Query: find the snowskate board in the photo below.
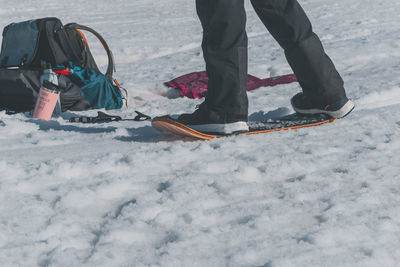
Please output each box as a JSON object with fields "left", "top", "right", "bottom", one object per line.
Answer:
{"left": 152, "top": 113, "right": 336, "bottom": 140}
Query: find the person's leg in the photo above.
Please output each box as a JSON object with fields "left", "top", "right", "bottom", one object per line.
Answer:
{"left": 196, "top": 0, "right": 248, "bottom": 119}
{"left": 251, "top": 0, "right": 353, "bottom": 117}
{"left": 175, "top": 0, "right": 249, "bottom": 134}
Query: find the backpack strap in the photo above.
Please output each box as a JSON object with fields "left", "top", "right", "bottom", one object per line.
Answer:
{"left": 64, "top": 23, "right": 115, "bottom": 82}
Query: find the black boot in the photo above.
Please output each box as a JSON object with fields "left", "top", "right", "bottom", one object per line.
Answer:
{"left": 291, "top": 92, "right": 355, "bottom": 118}
{"left": 177, "top": 104, "right": 249, "bottom": 134}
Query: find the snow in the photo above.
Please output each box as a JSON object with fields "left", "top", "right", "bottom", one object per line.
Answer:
{"left": 1, "top": 0, "right": 400, "bottom": 266}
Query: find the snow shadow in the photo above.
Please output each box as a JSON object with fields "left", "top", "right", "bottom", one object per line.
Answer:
{"left": 161, "top": 88, "right": 181, "bottom": 99}
{"left": 114, "top": 126, "right": 158, "bottom": 142}
{"left": 115, "top": 126, "right": 198, "bottom": 143}
{"left": 116, "top": 107, "right": 294, "bottom": 142}
{"left": 27, "top": 107, "right": 293, "bottom": 141}
{"left": 28, "top": 119, "right": 118, "bottom": 134}
{"left": 28, "top": 118, "right": 194, "bottom": 142}
{"left": 249, "top": 107, "right": 291, "bottom": 121}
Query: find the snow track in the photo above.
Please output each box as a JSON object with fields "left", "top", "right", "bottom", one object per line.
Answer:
{"left": 358, "top": 86, "right": 400, "bottom": 111}
{"left": 1, "top": 0, "right": 400, "bottom": 266}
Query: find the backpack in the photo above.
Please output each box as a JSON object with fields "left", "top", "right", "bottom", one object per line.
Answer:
{"left": 0, "top": 17, "right": 124, "bottom": 113}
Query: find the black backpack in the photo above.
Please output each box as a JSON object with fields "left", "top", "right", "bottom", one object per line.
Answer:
{"left": 0, "top": 17, "right": 123, "bottom": 113}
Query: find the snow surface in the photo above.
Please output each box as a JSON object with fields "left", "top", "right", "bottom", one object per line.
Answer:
{"left": 1, "top": 0, "right": 400, "bottom": 266}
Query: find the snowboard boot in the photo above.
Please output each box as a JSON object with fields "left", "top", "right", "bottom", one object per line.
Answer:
{"left": 291, "top": 92, "right": 355, "bottom": 118}
{"left": 177, "top": 104, "right": 249, "bottom": 134}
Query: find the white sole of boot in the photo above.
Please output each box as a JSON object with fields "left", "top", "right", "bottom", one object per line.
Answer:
{"left": 188, "top": 121, "right": 249, "bottom": 134}
{"left": 293, "top": 100, "right": 355, "bottom": 119}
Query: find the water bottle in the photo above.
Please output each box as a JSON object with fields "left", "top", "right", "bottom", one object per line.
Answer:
{"left": 40, "top": 63, "right": 61, "bottom": 116}
{"left": 33, "top": 63, "right": 61, "bottom": 120}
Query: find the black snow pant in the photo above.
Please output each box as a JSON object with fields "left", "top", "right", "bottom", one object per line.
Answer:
{"left": 196, "top": 0, "right": 347, "bottom": 119}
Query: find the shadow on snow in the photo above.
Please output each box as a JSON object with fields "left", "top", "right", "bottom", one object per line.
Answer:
{"left": 25, "top": 107, "right": 293, "bottom": 142}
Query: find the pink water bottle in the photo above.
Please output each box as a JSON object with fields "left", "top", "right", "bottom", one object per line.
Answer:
{"left": 32, "top": 80, "right": 61, "bottom": 120}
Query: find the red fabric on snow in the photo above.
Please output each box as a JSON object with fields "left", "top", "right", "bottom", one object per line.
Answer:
{"left": 164, "top": 71, "right": 297, "bottom": 99}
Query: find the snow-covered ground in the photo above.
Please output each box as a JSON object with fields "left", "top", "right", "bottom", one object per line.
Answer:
{"left": 1, "top": 0, "right": 400, "bottom": 266}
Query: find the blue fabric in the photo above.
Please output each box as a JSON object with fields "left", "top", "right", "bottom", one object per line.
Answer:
{"left": 68, "top": 63, "right": 123, "bottom": 110}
